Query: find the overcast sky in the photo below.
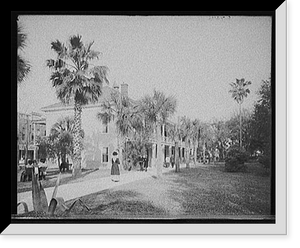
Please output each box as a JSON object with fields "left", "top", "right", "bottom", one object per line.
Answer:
{"left": 17, "top": 15, "right": 272, "bottom": 122}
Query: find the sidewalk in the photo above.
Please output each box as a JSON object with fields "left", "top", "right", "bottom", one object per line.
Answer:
{"left": 17, "top": 167, "right": 168, "bottom": 214}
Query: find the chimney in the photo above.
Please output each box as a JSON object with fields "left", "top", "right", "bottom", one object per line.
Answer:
{"left": 120, "top": 83, "right": 128, "bottom": 98}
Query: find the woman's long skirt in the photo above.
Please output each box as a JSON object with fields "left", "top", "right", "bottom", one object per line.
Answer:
{"left": 111, "top": 163, "right": 120, "bottom": 182}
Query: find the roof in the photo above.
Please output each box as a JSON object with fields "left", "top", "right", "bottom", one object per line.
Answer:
{"left": 41, "top": 86, "right": 136, "bottom": 112}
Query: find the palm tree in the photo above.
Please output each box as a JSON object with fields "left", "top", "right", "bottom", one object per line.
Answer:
{"left": 191, "top": 119, "right": 201, "bottom": 166}
{"left": 166, "top": 120, "right": 181, "bottom": 172}
{"left": 199, "top": 122, "right": 211, "bottom": 164}
{"left": 229, "top": 78, "right": 251, "bottom": 148}
{"left": 211, "top": 120, "right": 230, "bottom": 161}
{"left": 140, "top": 90, "right": 177, "bottom": 178}
{"left": 97, "top": 91, "right": 137, "bottom": 168}
{"left": 180, "top": 116, "right": 193, "bottom": 168}
{"left": 46, "top": 35, "right": 109, "bottom": 177}
{"left": 17, "top": 24, "right": 31, "bottom": 84}
{"left": 49, "top": 116, "right": 75, "bottom": 167}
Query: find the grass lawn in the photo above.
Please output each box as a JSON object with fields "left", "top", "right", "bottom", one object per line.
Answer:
{"left": 58, "top": 162, "right": 272, "bottom": 219}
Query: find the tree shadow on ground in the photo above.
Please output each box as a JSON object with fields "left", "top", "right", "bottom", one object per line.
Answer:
{"left": 64, "top": 189, "right": 167, "bottom": 219}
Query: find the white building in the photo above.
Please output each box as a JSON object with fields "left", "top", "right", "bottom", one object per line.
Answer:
{"left": 41, "top": 83, "right": 187, "bottom": 169}
{"left": 41, "top": 84, "right": 129, "bottom": 169}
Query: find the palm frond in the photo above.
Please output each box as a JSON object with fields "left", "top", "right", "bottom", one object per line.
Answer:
{"left": 17, "top": 25, "right": 27, "bottom": 51}
{"left": 69, "top": 35, "right": 83, "bottom": 50}
{"left": 17, "top": 55, "right": 31, "bottom": 83}
{"left": 51, "top": 40, "right": 65, "bottom": 55}
{"left": 55, "top": 81, "right": 76, "bottom": 104}
{"left": 48, "top": 35, "right": 108, "bottom": 108}
{"left": 46, "top": 59, "right": 55, "bottom": 68}
{"left": 17, "top": 24, "right": 31, "bottom": 83}
{"left": 90, "top": 66, "right": 109, "bottom": 84}
{"left": 97, "top": 112, "right": 112, "bottom": 125}
{"left": 229, "top": 78, "right": 251, "bottom": 104}
{"left": 80, "top": 79, "right": 103, "bottom": 104}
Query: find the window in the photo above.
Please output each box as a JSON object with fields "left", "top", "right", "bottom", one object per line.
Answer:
{"left": 102, "top": 147, "right": 109, "bottom": 163}
{"left": 102, "top": 123, "right": 108, "bottom": 133}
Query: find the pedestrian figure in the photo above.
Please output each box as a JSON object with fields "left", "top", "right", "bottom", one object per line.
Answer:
{"left": 139, "top": 156, "right": 144, "bottom": 171}
{"left": 33, "top": 160, "right": 39, "bottom": 180}
{"left": 142, "top": 155, "right": 147, "bottom": 172}
{"left": 170, "top": 155, "right": 175, "bottom": 168}
{"left": 111, "top": 151, "right": 120, "bottom": 182}
{"left": 165, "top": 156, "right": 170, "bottom": 168}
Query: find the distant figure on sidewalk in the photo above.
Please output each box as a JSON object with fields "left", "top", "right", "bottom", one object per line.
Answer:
{"left": 170, "top": 155, "right": 175, "bottom": 168}
{"left": 138, "top": 156, "right": 144, "bottom": 171}
{"left": 143, "top": 155, "right": 148, "bottom": 172}
{"left": 33, "top": 160, "right": 39, "bottom": 179}
{"left": 165, "top": 156, "right": 170, "bottom": 168}
{"left": 111, "top": 151, "right": 120, "bottom": 182}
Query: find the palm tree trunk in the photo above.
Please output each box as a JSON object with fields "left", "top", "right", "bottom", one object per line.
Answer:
{"left": 175, "top": 140, "right": 180, "bottom": 172}
{"left": 72, "top": 101, "right": 82, "bottom": 177}
{"left": 239, "top": 102, "right": 242, "bottom": 148}
{"left": 149, "top": 144, "right": 153, "bottom": 169}
{"left": 57, "top": 156, "right": 61, "bottom": 169}
{"left": 156, "top": 124, "right": 163, "bottom": 178}
{"left": 193, "top": 141, "right": 198, "bottom": 166}
{"left": 186, "top": 142, "right": 190, "bottom": 168}
{"left": 123, "top": 137, "right": 129, "bottom": 169}
{"left": 17, "top": 138, "right": 19, "bottom": 168}
{"left": 203, "top": 143, "right": 206, "bottom": 164}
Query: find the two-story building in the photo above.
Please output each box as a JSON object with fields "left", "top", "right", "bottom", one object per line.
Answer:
{"left": 41, "top": 83, "right": 187, "bottom": 169}
{"left": 17, "top": 112, "right": 46, "bottom": 165}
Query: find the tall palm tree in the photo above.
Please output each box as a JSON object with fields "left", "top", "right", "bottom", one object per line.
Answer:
{"left": 97, "top": 91, "right": 137, "bottom": 167}
{"left": 229, "top": 78, "right": 251, "bottom": 148}
{"left": 140, "top": 90, "right": 177, "bottom": 178}
{"left": 17, "top": 24, "right": 31, "bottom": 84}
{"left": 180, "top": 116, "right": 193, "bottom": 168}
{"left": 166, "top": 120, "right": 181, "bottom": 172}
{"left": 191, "top": 119, "right": 201, "bottom": 166}
{"left": 199, "top": 122, "right": 211, "bottom": 164}
{"left": 46, "top": 35, "right": 109, "bottom": 177}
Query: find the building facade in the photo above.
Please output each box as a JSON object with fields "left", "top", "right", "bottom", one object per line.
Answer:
{"left": 17, "top": 112, "right": 46, "bottom": 165}
{"left": 41, "top": 83, "right": 187, "bottom": 169}
{"left": 41, "top": 84, "right": 129, "bottom": 169}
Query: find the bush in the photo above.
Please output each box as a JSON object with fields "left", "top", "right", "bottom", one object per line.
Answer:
{"left": 225, "top": 146, "right": 249, "bottom": 172}
{"left": 258, "top": 154, "right": 271, "bottom": 169}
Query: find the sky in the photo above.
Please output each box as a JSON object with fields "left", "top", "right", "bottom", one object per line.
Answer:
{"left": 17, "top": 15, "right": 272, "bottom": 122}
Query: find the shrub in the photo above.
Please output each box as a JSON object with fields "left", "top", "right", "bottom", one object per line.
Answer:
{"left": 258, "top": 154, "right": 271, "bottom": 169}
{"left": 225, "top": 146, "right": 249, "bottom": 172}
